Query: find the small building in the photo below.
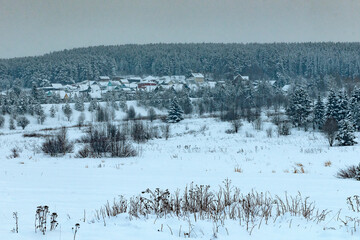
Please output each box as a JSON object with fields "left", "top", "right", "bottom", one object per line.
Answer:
{"left": 188, "top": 73, "right": 205, "bottom": 84}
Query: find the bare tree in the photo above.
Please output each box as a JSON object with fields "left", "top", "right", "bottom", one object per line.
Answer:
{"left": 322, "top": 117, "right": 338, "bottom": 147}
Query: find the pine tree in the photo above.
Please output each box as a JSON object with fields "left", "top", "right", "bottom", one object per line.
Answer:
{"left": 336, "top": 91, "right": 349, "bottom": 123}
{"left": 167, "top": 97, "right": 184, "bottom": 123}
{"left": 336, "top": 114, "right": 357, "bottom": 146}
{"left": 286, "top": 88, "right": 312, "bottom": 127}
{"left": 326, "top": 90, "right": 338, "bottom": 120}
{"left": 313, "top": 95, "right": 325, "bottom": 129}
{"left": 88, "top": 99, "right": 98, "bottom": 112}
{"left": 350, "top": 87, "right": 360, "bottom": 130}
{"left": 74, "top": 96, "right": 85, "bottom": 112}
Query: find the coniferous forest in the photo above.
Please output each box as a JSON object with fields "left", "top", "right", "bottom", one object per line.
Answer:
{"left": 1, "top": 42, "right": 360, "bottom": 88}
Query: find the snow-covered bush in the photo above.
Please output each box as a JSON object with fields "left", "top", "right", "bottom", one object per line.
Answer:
{"left": 17, "top": 116, "right": 30, "bottom": 130}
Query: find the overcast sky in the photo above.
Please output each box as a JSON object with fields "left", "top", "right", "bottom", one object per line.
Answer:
{"left": 0, "top": 0, "right": 360, "bottom": 59}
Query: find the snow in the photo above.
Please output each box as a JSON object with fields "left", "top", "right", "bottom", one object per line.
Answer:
{"left": 1, "top": 105, "right": 360, "bottom": 239}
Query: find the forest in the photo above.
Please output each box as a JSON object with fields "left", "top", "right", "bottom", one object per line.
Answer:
{"left": 1, "top": 42, "right": 360, "bottom": 89}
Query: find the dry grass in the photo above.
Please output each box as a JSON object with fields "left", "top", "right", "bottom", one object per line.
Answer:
{"left": 92, "top": 179, "right": 330, "bottom": 235}
{"left": 324, "top": 161, "right": 332, "bottom": 167}
{"left": 293, "top": 166, "right": 305, "bottom": 174}
{"left": 234, "top": 166, "right": 243, "bottom": 173}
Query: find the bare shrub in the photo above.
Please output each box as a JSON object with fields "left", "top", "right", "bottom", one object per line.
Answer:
{"left": 231, "top": 119, "right": 242, "bottom": 133}
{"left": 277, "top": 123, "right": 291, "bottom": 136}
{"left": 95, "top": 106, "right": 111, "bottom": 122}
{"left": 245, "top": 131, "right": 254, "bottom": 138}
{"left": 42, "top": 127, "right": 73, "bottom": 156}
{"left": 253, "top": 118, "right": 263, "bottom": 131}
{"left": 161, "top": 124, "right": 170, "bottom": 140}
{"left": 336, "top": 164, "right": 360, "bottom": 180}
{"left": 131, "top": 121, "right": 149, "bottom": 143}
{"left": 266, "top": 127, "right": 273, "bottom": 138}
{"left": 77, "top": 124, "right": 137, "bottom": 158}
{"left": 10, "top": 148, "right": 20, "bottom": 158}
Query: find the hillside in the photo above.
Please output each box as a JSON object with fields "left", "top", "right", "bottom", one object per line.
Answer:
{"left": 1, "top": 42, "right": 360, "bottom": 88}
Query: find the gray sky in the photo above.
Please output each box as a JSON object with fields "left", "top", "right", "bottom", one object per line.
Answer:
{"left": 1, "top": 0, "right": 360, "bottom": 58}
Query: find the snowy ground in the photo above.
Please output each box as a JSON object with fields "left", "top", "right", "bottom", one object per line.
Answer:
{"left": 1, "top": 103, "right": 360, "bottom": 239}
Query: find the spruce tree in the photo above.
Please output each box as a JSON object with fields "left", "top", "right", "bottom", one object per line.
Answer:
{"left": 74, "top": 96, "right": 85, "bottom": 112}
{"left": 350, "top": 87, "right": 360, "bottom": 130}
{"left": 50, "top": 105, "right": 56, "bottom": 118}
{"left": 326, "top": 90, "right": 338, "bottom": 120}
{"left": 167, "top": 97, "right": 184, "bottom": 123}
{"left": 336, "top": 114, "right": 357, "bottom": 146}
{"left": 313, "top": 95, "right": 325, "bottom": 129}
{"left": 336, "top": 91, "right": 349, "bottom": 123}
{"left": 88, "top": 99, "right": 98, "bottom": 112}
{"left": 286, "top": 88, "right": 312, "bottom": 127}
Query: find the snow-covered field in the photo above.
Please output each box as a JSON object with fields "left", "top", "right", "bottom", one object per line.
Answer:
{"left": 1, "top": 103, "right": 360, "bottom": 239}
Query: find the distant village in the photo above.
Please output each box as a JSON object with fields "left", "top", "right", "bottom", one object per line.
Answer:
{"left": 37, "top": 73, "right": 288, "bottom": 101}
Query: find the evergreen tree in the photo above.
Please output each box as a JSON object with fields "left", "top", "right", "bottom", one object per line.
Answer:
{"left": 313, "top": 95, "right": 325, "bottom": 129}
{"left": 167, "top": 97, "right": 184, "bottom": 123}
{"left": 336, "top": 114, "right": 357, "bottom": 146}
{"left": 62, "top": 103, "right": 73, "bottom": 121}
{"left": 37, "top": 106, "right": 46, "bottom": 124}
{"left": 9, "top": 117, "right": 15, "bottom": 130}
{"left": 326, "top": 90, "right": 338, "bottom": 120}
{"left": 50, "top": 105, "right": 56, "bottom": 118}
{"left": 336, "top": 91, "right": 349, "bottom": 123}
{"left": 31, "top": 84, "right": 38, "bottom": 101}
{"left": 286, "top": 88, "right": 312, "bottom": 127}
{"left": 74, "top": 95, "right": 85, "bottom": 112}
{"left": 350, "top": 87, "right": 360, "bottom": 130}
{"left": 127, "top": 106, "right": 136, "bottom": 120}
{"left": 88, "top": 99, "right": 98, "bottom": 112}
{"left": 179, "top": 93, "right": 193, "bottom": 115}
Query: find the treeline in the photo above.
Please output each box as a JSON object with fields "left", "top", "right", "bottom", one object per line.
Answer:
{"left": 1, "top": 42, "right": 360, "bottom": 88}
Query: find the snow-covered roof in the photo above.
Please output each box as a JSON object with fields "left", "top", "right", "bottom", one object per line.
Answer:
{"left": 191, "top": 73, "right": 204, "bottom": 78}
{"left": 173, "top": 84, "right": 184, "bottom": 91}
{"left": 282, "top": 84, "right": 291, "bottom": 92}
{"left": 145, "top": 85, "right": 157, "bottom": 92}
{"left": 120, "top": 79, "right": 129, "bottom": 84}
{"left": 143, "top": 75, "right": 158, "bottom": 81}
{"left": 99, "top": 76, "right": 110, "bottom": 80}
{"left": 207, "top": 81, "right": 217, "bottom": 88}
{"left": 129, "top": 83, "right": 138, "bottom": 89}
{"left": 91, "top": 85, "right": 101, "bottom": 92}
{"left": 51, "top": 83, "right": 63, "bottom": 89}
{"left": 89, "top": 91, "right": 102, "bottom": 99}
